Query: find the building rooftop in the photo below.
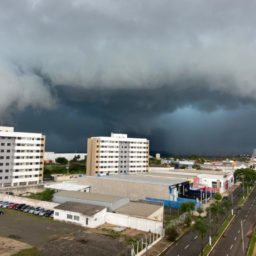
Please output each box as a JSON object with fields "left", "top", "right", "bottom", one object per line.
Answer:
{"left": 54, "top": 191, "right": 126, "bottom": 203}
{"left": 115, "top": 202, "right": 162, "bottom": 218}
{"left": 44, "top": 182, "right": 90, "bottom": 191}
{"left": 54, "top": 201, "right": 105, "bottom": 216}
{"left": 89, "top": 174, "right": 188, "bottom": 186}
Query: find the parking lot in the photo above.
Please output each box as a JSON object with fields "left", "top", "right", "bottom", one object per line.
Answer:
{"left": 0, "top": 208, "right": 129, "bottom": 255}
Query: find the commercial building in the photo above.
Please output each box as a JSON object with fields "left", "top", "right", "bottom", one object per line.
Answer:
{"left": 149, "top": 167, "right": 234, "bottom": 193}
{"left": 114, "top": 202, "right": 164, "bottom": 221}
{"left": 0, "top": 126, "right": 45, "bottom": 187}
{"left": 77, "top": 174, "right": 189, "bottom": 201}
{"left": 54, "top": 202, "right": 106, "bottom": 228}
{"left": 53, "top": 190, "right": 129, "bottom": 211}
{"left": 53, "top": 201, "right": 164, "bottom": 234}
{"left": 86, "top": 133, "right": 149, "bottom": 176}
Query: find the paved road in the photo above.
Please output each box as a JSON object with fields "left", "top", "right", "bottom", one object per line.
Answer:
{"left": 210, "top": 186, "right": 256, "bottom": 256}
{"left": 164, "top": 186, "right": 248, "bottom": 256}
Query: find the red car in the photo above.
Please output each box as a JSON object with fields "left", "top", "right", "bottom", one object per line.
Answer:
{"left": 8, "top": 203, "right": 17, "bottom": 209}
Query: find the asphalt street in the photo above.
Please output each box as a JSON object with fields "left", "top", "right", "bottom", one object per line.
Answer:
{"left": 165, "top": 186, "right": 254, "bottom": 256}
{"left": 210, "top": 186, "right": 256, "bottom": 256}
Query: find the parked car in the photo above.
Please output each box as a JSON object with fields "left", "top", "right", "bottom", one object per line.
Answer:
{"left": 44, "top": 210, "right": 53, "bottom": 217}
{"left": 2, "top": 202, "right": 10, "bottom": 208}
{"left": 29, "top": 207, "right": 36, "bottom": 214}
{"left": 38, "top": 209, "right": 47, "bottom": 216}
{"left": 23, "top": 206, "right": 32, "bottom": 213}
{"left": 9, "top": 203, "right": 19, "bottom": 209}
{"left": 33, "top": 207, "right": 43, "bottom": 215}
{"left": 19, "top": 204, "right": 28, "bottom": 211}
{"left": 15, "top": 204, "right": 25, "bottom": 210}
{"left": 0, "top": 201, "right": 5, "bottom": 207}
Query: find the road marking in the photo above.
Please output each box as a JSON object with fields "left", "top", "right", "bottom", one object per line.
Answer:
{"left": 234, "top": 236, "right": 237, "bottom": 241}
{"left": 230, "top": 244, "right": 233, "bottom": 250}
{"left": 194, "top": 235, "right": 198, "bottom": 240}
{"left": 184, "top": 244, "right": 190, "bottom": 250}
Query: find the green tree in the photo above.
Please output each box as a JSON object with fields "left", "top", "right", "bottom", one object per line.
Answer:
{"left": 55, "top": 157, "right": 68, "bottom": 165}
{"left": 194, "top": 218, "right": 208, "bottom": 256}
{"left": 180, "top": 201, "right": 195, "bottom": 215}
{"left": 214, "top": 192, "right": 222, "bottom": 202}
{"left": 166, "top": 226, "right": 179, "bottom": 241}
{"left": 234, "top": 168, "right": 256, "bottom": 186}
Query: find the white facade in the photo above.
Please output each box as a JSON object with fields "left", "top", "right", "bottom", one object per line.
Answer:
{"left": 0, "top": 126, "right": 45, "bottom": 187}
{"left": 105, "top": 212, "right": 163, "bottom": 234}
{"left": 54, "top": 207, "right": 106, "bottom": 228}
{"left": 197, "top": 173, "right": 234, "bottom": 193}
{"left": 87, "top": 133, "right": 149, "bottom": 175}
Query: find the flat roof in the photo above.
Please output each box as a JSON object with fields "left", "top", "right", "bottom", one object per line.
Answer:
{"left": 45, "top": 182, "right": 90, "bottom": 191}
{"left": 115, "top": 202, "right": 162, "bottom": 218}
{"left": 87, "top": 174, "right": 188, "bottom": 186}
{"left": 54, "top": 191, "right": 126, "bottom": 203}
{"left": 54, "top": 201, "right": 105, "bottom": 216}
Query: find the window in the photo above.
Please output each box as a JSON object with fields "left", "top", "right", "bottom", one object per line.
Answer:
{"left": 85, "top": 218, "right": 89, "bottom": 225}
{"left": 67, "top": 214, "right": 73, "bottom": 219}
{"left": 55, "top": 211, "right": 59, "bottom": 216}
{"left": 74, "top": 216, "right": 80, "bottom": 221}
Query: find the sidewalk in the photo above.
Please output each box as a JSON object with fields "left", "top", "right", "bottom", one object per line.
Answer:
{"left": 142, "top": 238, "right": 172, "bottom": 256}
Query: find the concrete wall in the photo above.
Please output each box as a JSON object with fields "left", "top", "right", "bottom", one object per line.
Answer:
{"left": 54, "top": 208, "right": 106, "bottom": 228}
{"left": 0, "top": 194, "right": 58, "bottom": 210}
{"left": 105, "top": 212, "right": 163, "bottom": 234}
{"left": 52, "top": 194, "right": 129, "bottom": 211}
{"left": 0, "top": 185, "right": 44, "bottom": 196}
{"left": 77, "top": 177, "right": 170, "bottom": 200}
{"left": 148, "top": 206, "right": 164, "bottom": 221}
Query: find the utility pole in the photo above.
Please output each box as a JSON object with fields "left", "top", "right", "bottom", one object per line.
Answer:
{"left": 241, "top": 220, "right": 245, "bottom": 253}
{"left": 230, "top": 188, "right": 234, "bottom": 215}
{"left": 209, "top": 206, "right": 212, "bottom": 246}
{"left": 241, "top": 175, "right": 245, "bottom": 199}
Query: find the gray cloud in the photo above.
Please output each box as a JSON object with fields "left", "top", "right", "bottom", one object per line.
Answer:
{"left": 1, "top": 0, "right": 256, "bottom": 154}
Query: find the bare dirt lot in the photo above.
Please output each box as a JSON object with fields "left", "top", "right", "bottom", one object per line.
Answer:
{"left": 0, "top": 237, "right": 32, "bottom": 256}
{"left": 0, "top": 209, "right": 129, "bottom": 255}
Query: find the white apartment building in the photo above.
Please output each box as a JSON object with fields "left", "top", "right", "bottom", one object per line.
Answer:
{"left": 0, "top": 126, "right": 45, "bottom": 187}
{"left": 86, "top": 133, "right": 149, "bottom": 175}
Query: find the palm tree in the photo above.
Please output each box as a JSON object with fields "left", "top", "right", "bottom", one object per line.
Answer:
{"left": 194, "top": 218, "right": 208, "bottom": 256}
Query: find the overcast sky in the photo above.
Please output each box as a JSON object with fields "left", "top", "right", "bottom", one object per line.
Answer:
{"left": 1, "top": 0, "right": 256, "bottom": 155}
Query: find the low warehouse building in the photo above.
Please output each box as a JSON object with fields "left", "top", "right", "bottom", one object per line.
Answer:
{"left": 114, "top": 202, "right": 164, "bottom": 221}
{"left": 53, "top": 191, "right": 129, "bottom": 211}
{"left": 77, "top": 174, "right": 189, "bottom": 201}
{"left": 54, "top": 202, "right": 106, "bottom": 228}
{"left": 105, "top": 202, "right": 164, "bottom": 234}
{"left": 44, "top": 182, "right": 90, "bottom": 192}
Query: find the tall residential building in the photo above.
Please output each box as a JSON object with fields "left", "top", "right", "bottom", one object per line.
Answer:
{"left": 0, "top": 126, "right": 45, "bottom": 187}
{"left": 86, "top": 133, "right": 149, "bottom": 176}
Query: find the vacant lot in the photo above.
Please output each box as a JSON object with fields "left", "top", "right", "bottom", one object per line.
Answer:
{"left": 0, "top": 209, "right": 129, "bottom": 255}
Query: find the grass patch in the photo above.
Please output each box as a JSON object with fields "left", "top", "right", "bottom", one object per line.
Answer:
{"left": 202, "top": 214, "right": 234, "bottom": 256}
{"left": 12, "top": 247, "right": 40, "bottom": 256}
{"left": 247, "top": 230, "right": 256, "bottom": 256}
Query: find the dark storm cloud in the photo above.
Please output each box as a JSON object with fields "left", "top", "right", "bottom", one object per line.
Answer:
{"left": 1, "top": 0, "right": 256, "bottom": 154}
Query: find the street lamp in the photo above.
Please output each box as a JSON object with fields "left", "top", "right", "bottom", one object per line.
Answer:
{"left": 209, "top": 206, "right": 212, "bottom": 246}
{"left": 241, "top": 175, "right": 245, "bottom": 199}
